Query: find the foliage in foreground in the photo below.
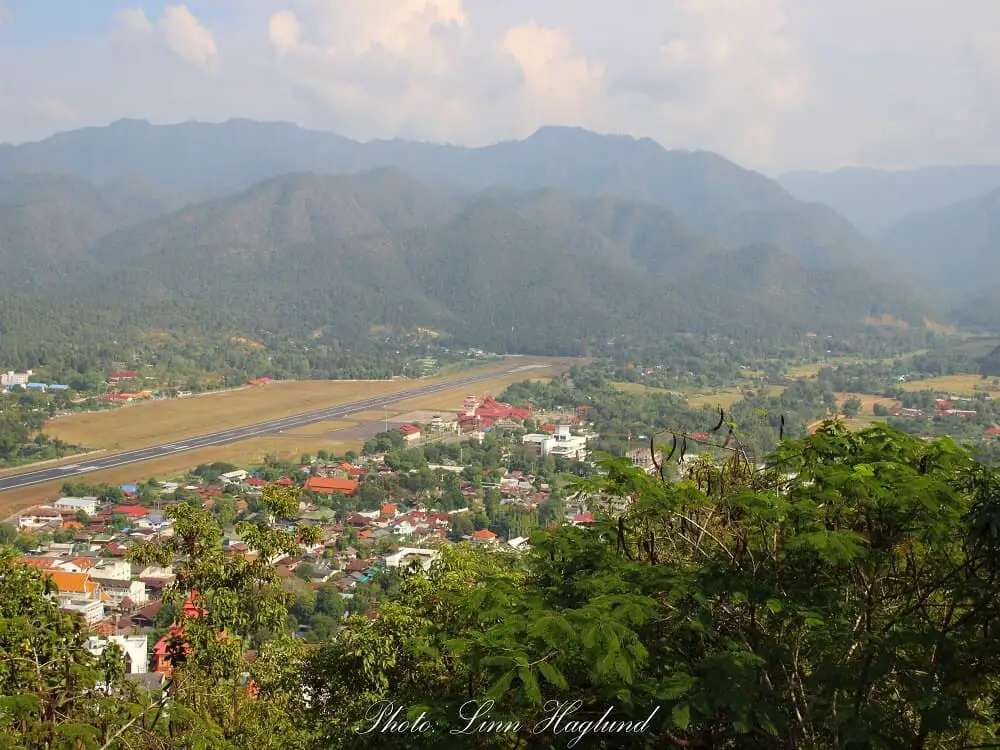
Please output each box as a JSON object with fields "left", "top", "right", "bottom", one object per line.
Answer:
{"left": 5, "top": 423, "right": 1000, "bottom": 748}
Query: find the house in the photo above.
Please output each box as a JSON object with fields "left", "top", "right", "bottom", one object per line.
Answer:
{"left": 472, "top": 529, "right": 498, "bottom": 546}
{"left": 54, "top": 496, "right": 100, "bottom": 516}
{"left": 86, "top": 635, "right": 149, "bottom": 674}
{"left": 220, "top": 470, "right": 249, "bottom": 484}
{"left": 43, "top": 569, "right": 108, "bottom": 624}
{"left": 383, "top": 547, "right": 439, "bottom": 571}
{"left": 17, "top": 506, "right": 63, "bottom": 530}
{"left": 91, "top": 576, "right": 148, "bottom": 607}
{"left": 111, "top": 505, "right": 150, "bottom": 521}
{"left": 508, "top": 537, "right": 531, "bottom": 551}
{"left": 304, "top": 476, "right": 359, "bottom": 497}
{"left": 399, "top": 424, "right": 421, "bottom": 443}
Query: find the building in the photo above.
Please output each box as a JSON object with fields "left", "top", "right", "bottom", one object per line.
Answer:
{"left": 43, "top": 569, "right": 108, "bottom": 625}
{"left": 472, "top": 529, "right": 499, "bottom": 546}
{"left": 17, "top": 506, "right": 63, "bottom": 530}
{"left": 1, "top": 369, "right": 32, "bottom": 387}
{"left": 303, "top": 476, "right": 359, "bottom": 496}
{"left": 399, "top": 424, "right": 421, "bottom": 443}
{"left": 86, "top": 635, "right": 149, "bottom": 674}
{"left": 54, "top": 496, "right": 100, "bottom": 516}
{"left": 219, "top": 470, "right": 249, "bottom": 484}
{"left": 91, "top": 576, "right": 148, "bottom": 607}
{"left": 383, "top": 547, "right": 440, "bottom": 571}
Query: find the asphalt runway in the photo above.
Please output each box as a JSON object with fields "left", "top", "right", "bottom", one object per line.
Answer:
{"left": 0, "top": 364, "right": 550, "bottom": 494}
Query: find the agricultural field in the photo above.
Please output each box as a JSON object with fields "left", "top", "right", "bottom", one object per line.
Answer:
{"left": 899, "top": 374, "right": 1000, "bottom": 397}
{"left": 687, "top": 390, "right": 747, "bottom": 409}
{"left": 611, "top": 381, "right": 676, "bottom": 396}
{"left": 834, "top": 392, "right": 901, "bottom": 415}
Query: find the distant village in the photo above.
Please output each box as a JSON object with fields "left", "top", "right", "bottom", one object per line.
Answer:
{"left": 7, "top": 392, "right": 609, "bottom": 687}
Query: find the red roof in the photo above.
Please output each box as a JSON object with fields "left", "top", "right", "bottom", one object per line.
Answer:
{"left": 304, "top": 476, "right": 358, "bottom": 496}
{"left": 276, "top": 477, "right": 294, "bottom": 486}
{"left": 473, "top": 529, "right": 497, "bottom": 540}
{"left": 573, "top": 513, "right": 596, "bottom": 524}
{"left": 112, "top": 505, "right": 149, "bottom": 518}
{"left": 246, "top": 477, "right": 267, "bottom": 486}
{"left": 399, "top": 424, "right": 421, "bottom": 435}
{"left": 109, "top": 371, "right": 137, "bottom": 379}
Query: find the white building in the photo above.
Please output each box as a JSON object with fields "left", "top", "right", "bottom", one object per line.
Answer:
{"left": 383, "top": 548, "right": 439, "bottom": 571}
{"left": 54, "top": 496, "right": 99, "bottom": 516}
{"left": 18, "top": 506, "right": 63, "bottom": 530}
{"left": 91, "top": 577, "right": 148, "bottom": 607}
{"left": 220, "top": 470, "right": 249, "bottom": 484}
{"left": 60, "top": 598, "right": 105, "bottom": 625}
{"left": 508, "top": 537, "right": 531, "bottom": 551}
{"left": 90, "top": 559, "right": 132, "bottom": 581}
{"left": 1, "top": 370, "right": 32, "bottom": 388}
{"left": 522, "top": 424, "right": 590, "bottom": 461}
{"left": 86, "top": 635, "right": 149, "bottom": 674}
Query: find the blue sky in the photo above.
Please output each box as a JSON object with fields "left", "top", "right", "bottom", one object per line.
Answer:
{"left": 1, "top": 1, "right": 999, "bottom": 173}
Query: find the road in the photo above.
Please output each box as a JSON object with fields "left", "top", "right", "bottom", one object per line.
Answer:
{"left": 0, "top": 364, "right": 550, "bottom": 494}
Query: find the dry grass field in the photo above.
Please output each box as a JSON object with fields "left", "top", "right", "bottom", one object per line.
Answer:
{"left": 687, "top": 390, "right": 746, "bottom": 409}
{"left": 899, "top": 374, "right": 1000, "bottom": 397}
{"left": 0, "top": 358, "right": 573, "bottom": 517}
{"left": 42, "top": 380, "right": 408, "bottom": 452}
{"left": 610, "top": 381, "right": 675, "bottom": 396}
{"left": 834, "top": 392, "right": 901, "bottom": 415}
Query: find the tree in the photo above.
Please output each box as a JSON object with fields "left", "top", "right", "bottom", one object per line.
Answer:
{"left": 843, "top": 396, "right": 863, "bottom": 417}
{"left": 449, "top": 513, "right": 474, "bottom": 541}
{"left": 0, "top": 522, "right": 15, "bottom": 545}
{"left": 295, "top": 562, "right": 316, "bottom": 582}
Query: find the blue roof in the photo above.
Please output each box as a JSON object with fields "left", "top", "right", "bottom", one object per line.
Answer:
{"left": 26, "top": 382, "right": 47, "bottom": 389}
{"left": 49, "top": 384, "right": 69, "bottom": 390}
{"left": 120, "top": 484, "right": 138, "bottom": 493}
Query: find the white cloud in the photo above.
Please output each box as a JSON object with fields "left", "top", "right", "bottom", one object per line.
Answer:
{"left": 3, "top": 0, "right": 1000, "bottom": 170}
{"left": 160, "top": 5, "right": 218, "bottom": 70}
{"left": 267, "top": 10, "right": 300, "bottom": 56}
{"left": 114, "top": 8, "right": 153, "bottom": 37}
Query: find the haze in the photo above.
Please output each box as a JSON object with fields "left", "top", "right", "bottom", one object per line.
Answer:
{"left": 1, "top": 0, "right": 999, "bottom": 173}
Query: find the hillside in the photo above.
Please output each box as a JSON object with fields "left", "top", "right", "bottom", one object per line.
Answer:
{"left": 90, "top": 169, "right": 460, "bottom": 263}
{"left": 0, "top": 119, "right": 879, "bottom": 271}
{"left": 779, "top": 165, "right": 1000, "bottom": 236}
{"left": 0, "top": 174, "right": 167, "bottom": 291}
{"left": 879, "top": 187, "right": 1000, "bottom": 307}
{"left": 58, "top": 179, "right": 933, "bottom": 355}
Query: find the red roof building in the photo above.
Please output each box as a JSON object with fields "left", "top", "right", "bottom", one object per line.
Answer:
{"left": 111, "top": 505, "right": 149, "bottom": 519}
{"left": 304, "top": 476, "right": 359, "bottom": 496}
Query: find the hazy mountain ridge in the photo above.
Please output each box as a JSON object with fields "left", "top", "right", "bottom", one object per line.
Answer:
{"left": 779, "top": 165, "right": 1000, "bottom": 236}
{"left": 0, "top": 121, "right": 960, "bottom": 352}
{"left": 0, "top": 118, "right": 883, "bottom": 271}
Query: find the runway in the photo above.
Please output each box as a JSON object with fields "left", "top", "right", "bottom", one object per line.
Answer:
{"left": 0, "top": 364, "right": 550, "bottom": 494}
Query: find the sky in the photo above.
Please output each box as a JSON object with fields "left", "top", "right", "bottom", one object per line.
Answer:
{"left": 0, "top": 0, "right": 998, "bottom": 174}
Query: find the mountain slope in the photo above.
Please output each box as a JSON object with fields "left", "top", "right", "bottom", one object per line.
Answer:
{"left": 879, "top": 187, "right": 1000, "bottom": 307}
{"left": 1, "top": 119, "right": 876, "bottom": 271}
{"left": 59, "top": 176, "right": 934, "bottom": 353}
{"left": 0, "top": 174, "right": 167, "bottom": 291}
{"left": 90, "top": 169, "right": 459, "bottom": 263}
{"left": 779, "top": 165, "right": 1000, "bottom": 236}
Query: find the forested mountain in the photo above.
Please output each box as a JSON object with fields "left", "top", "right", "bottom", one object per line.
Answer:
{"left": 0, "top": 174, "right": 167, "bottom": 291}
{"left": 50, "top": 178, "right": 931, "bottom": 355}
{"left": 0, "top": 119, "right": 884, "bottom": 271}
{"left": 0, "top": 121, "right": 972, "bottom": 366}
{"left": 779, "top": 165, "right": 1000, "bottom": 236}
{"left": 90, "top": 169, "right": 460, "bottom": 264}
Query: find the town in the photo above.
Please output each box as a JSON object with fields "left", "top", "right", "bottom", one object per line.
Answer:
{"left": 2, "top": 391, "right": 608, "bottom": 685}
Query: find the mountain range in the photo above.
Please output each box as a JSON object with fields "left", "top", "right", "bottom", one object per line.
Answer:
{"left": 1, "top": 118, "right": 998, "bottom": 360}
